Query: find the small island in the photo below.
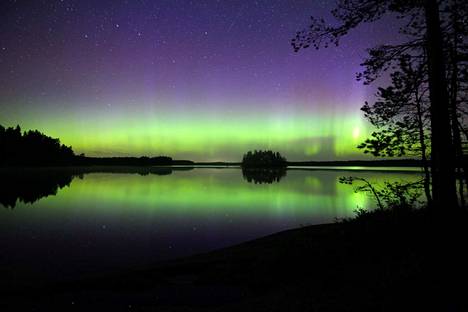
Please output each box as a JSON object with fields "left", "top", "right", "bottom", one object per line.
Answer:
{"left": 241, "top": 150, "right": 287, "bottom": 168}
{"left": 241, "top": 150, "right": 287, "bottom": 184}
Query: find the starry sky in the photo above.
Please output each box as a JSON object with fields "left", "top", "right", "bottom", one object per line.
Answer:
{"left": 0, "top": 0, "right": 402, "bottom": 161}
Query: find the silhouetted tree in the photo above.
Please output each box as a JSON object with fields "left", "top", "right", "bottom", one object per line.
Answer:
{"left": 357, "top": 55, "right": 432, "bottom": 203}
{"left": 241, "top": 150, "right": 287, "bottom": 168}
{"left": 292, "top": 0, "right": 468, "bottom": 209}
{"left": 0, "top": 125, "right": 75, "bottom": 166}
{"left": 340, "top": 176, "right": 423, "bottom": 211}
{"left": 444, "top": 1, "right": 468, "bottom": 206}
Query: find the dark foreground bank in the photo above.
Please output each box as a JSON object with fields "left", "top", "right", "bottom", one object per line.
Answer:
{"left": 2, "top": 208, "right": 468, "bottom": 311}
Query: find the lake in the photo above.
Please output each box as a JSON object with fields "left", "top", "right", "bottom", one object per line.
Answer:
{"left": 0, "top": 166, "right": 422, "bottom": 287}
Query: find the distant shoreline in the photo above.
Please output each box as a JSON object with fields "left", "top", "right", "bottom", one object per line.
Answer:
{"left": 0, "top": 163, "right": 423, "bottom": 175}
{"left": 1, "top": 158, "right": 424, "bottom": 170}
{"left": 195, "top": 159, "right": 423, "bottom": 167}
{"left": 0, "top": 156, "right": 422, "bottom": 168}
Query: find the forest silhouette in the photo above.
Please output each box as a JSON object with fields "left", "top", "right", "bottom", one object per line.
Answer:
{"left": 0, "top": 124, "right": 192, "bottom": 167}
{"left": 0, "top": 125, "right": 75, "bottom": 166}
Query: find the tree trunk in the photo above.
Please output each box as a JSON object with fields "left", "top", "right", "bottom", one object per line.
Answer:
{"left": 424, "top": 0, "right": 459, "bottom": 209}
{"left": 449, "top": 42, "right": 465, "bottom": 207}
{"left": 415, "top": 94, "right": 432, "bottom": 204}
{"left": 413, "top": 59, "right": 432, "bottom": 204}
{"left": 448, "top": 5, "right": 467, "bottom": 207}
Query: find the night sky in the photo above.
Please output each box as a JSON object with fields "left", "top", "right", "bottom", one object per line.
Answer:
{"left": 0, "top": 0, "right": 402, "bottom": 161}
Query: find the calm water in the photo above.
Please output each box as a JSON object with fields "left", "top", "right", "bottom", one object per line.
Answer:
{"left": 0, "top": 167, "right": 422, "bottom": 285}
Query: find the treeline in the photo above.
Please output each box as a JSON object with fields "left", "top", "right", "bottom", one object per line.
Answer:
{"left": 0, "top": 125, "right": 75, "bottom": 166}
{"left": 74, "top": 156, "right": 195, "bottom": 166}
{"left": 0, "top": 124, "right": 190, "bottom": 167}
{"left": 242, "top": 150, "right": 287, "bottom": 168}
{"left": 287, "top": 159, "right": 425, "bottom": 167}
{"left": 76, "top": 156, "right": 173, "bottom": 166}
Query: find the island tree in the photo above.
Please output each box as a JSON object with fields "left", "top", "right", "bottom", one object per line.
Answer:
{"left": 241, "top": 150, "right": 287, "bottom": 168}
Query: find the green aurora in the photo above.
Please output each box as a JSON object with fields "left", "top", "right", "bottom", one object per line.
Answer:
{"left": 0, "top": 109, "right": 369, "bottom": 161}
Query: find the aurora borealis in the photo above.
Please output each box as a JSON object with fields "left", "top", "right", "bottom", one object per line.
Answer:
{"left": 0, "top": 0, "right": 401, "bottom": 161}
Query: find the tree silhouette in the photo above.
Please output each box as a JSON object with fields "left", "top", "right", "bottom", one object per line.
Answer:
{"left": 357, "top": 55, "right": 432, "bottom": 203}
{"left": 241, "top": 150, "right": 287, "bottom": 168}
{"left": 0, "top": 125, "right": 75, "bottom": 166}
{"left": 0, "top": 125, "right": 178, "bottom": 167}
{"left": 292, "top": 0, "right": 468, "bottom": 209}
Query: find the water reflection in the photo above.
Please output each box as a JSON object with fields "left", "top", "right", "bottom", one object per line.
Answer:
{"left": 0, "top": 168, "right": 76, "bottom": 209}
{"left": 0, "top": 166, "right": 195, "bottom": 208}
{"left": 241, "top": 167, "right": 287, "bottom": 184}
{"left": 0, "top": 167, "right": 423, "bottom": 212}
{"left": 0, "top": 167, "right": 423, "bottom": 286}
